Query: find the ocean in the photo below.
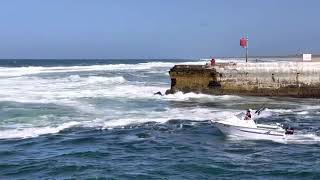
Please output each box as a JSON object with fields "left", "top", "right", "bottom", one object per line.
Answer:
{"left": 0, "top": 59, "right": 319, "bottom": 179}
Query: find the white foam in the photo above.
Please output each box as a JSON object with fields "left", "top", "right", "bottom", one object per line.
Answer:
{"left": 297, "top": 111, "right": 309, "bottom": 115}
{"left": 0, "top": 61, "right": 205, "bottom": 77}
{"left": 0, "top": 121, "right": 80, "bottom": 139}
{"left": 0, "top": 106, "right": 240, "bottom": 139}
{"left": 0, "top": 75, "right": 129, "bottom": 106}
{"left": 264, "top": 108, "right": 293, "bottom": 113}
{"left": 163, "top": 92, "right": 242, "bottom": 101}
{"left": 98, "top": 107, "right": 238, "bottom": 129}
{"left": 1, "top": 60, "right": 318, "bottom": 141}
{"left": 285, "top": 133, "right": 320, "bottom": 144}
{"left": 0, "top": 102, "right": 317, "bottom": 141}
{"left": 227, "top": 134, "right": 320, "bottom": 144}
{"left": 0, "top": 61, "right": 231, "bottom": 106}
{"left": 299, "top": 105, "right": 320, "bottom": 110}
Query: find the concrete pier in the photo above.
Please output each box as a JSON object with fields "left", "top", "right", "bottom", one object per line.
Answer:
{"left": 167, "top": 62, "right": 320, "bottom": 98}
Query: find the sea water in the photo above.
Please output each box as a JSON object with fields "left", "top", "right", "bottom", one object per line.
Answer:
{"left": 0, "top": 59, "right": 319, "bottom": 179}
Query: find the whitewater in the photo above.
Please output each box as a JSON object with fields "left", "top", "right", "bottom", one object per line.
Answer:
{"left": 0, "top": 59, "right": 320, "bottom": 179}
{"left": 0, "top": 60, "right": 213, "bottom": 138}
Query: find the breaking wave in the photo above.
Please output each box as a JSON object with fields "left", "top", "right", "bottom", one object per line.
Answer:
{"left": 0, "top": 106, "right": 238, "bottom": 139}
{"left": 0, "top": 75, "right": 129, "bottom": 104}
{"left": 0, "top": 121, "right": 81, "bottom": 139}
{"left": 0, "top": 61, "right": 206, "bottom": 77}
{"left": 0, "top": 60, "right": 319, "bottom": 144}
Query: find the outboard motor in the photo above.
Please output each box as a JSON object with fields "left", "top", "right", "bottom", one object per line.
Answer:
{"left": 285, "top": 127, "right": 294, "bottom": 135}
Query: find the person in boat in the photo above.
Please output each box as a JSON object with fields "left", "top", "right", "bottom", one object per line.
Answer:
{"left": 244, "top": 109, "right": 252, "bottom": 120}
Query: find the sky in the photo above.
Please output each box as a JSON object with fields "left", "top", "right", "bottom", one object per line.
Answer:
{"left": 0, "top": 0, "right": 319, "bottom": 59}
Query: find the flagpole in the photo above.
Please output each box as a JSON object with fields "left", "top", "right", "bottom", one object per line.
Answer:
{"left": 246, "top": 36, "right": 248, "bottom": 63}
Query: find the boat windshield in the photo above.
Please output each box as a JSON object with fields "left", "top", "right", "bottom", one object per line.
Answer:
{"left": 235, "top": 112, "right": 245, "bottom": 120}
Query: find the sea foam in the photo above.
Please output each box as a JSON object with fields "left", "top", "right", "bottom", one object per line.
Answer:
{"left": 0, "top": 121, "right": 80, "bottom": 139}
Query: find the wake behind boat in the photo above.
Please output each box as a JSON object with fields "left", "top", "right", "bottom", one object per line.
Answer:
{"left": 211, "top": 109, "right": 295, "bottom": 142}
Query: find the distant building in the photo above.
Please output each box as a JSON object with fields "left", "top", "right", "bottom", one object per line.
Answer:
{"left": 303, "top": 54, "right": 312, "bottom": 61}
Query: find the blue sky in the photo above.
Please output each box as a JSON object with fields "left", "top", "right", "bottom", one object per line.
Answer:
{"left": 0, "top": 0, "right": 319, "bottom": 59}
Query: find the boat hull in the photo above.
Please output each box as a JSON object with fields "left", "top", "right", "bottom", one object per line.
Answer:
{"left": 213, "top": 121, "right": 287, "bottom": 141}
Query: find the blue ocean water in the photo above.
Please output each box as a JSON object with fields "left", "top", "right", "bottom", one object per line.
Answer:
{"left": 0, "top": 59, "right": 319, "bottom": 179}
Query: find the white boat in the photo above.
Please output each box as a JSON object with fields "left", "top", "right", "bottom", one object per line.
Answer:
{"left": 211, "top": 113, "right": 294, "bottom": 141}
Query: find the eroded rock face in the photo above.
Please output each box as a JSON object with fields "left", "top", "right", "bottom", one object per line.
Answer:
{"left": 167, "top": 62, "right": 320, "bottom": 98}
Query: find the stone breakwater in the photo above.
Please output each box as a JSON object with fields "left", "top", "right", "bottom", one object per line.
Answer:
{"left": 167, "top": 62, "right": 320, "bottom": 98}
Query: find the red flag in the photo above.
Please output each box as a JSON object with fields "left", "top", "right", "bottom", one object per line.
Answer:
{"left": 240, "top": 38, "right": 247, "bottom": 48}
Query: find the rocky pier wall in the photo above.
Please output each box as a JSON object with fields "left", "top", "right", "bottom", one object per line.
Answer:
{"left": 167, "top": 62, "right": 320, "bottom": 98}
